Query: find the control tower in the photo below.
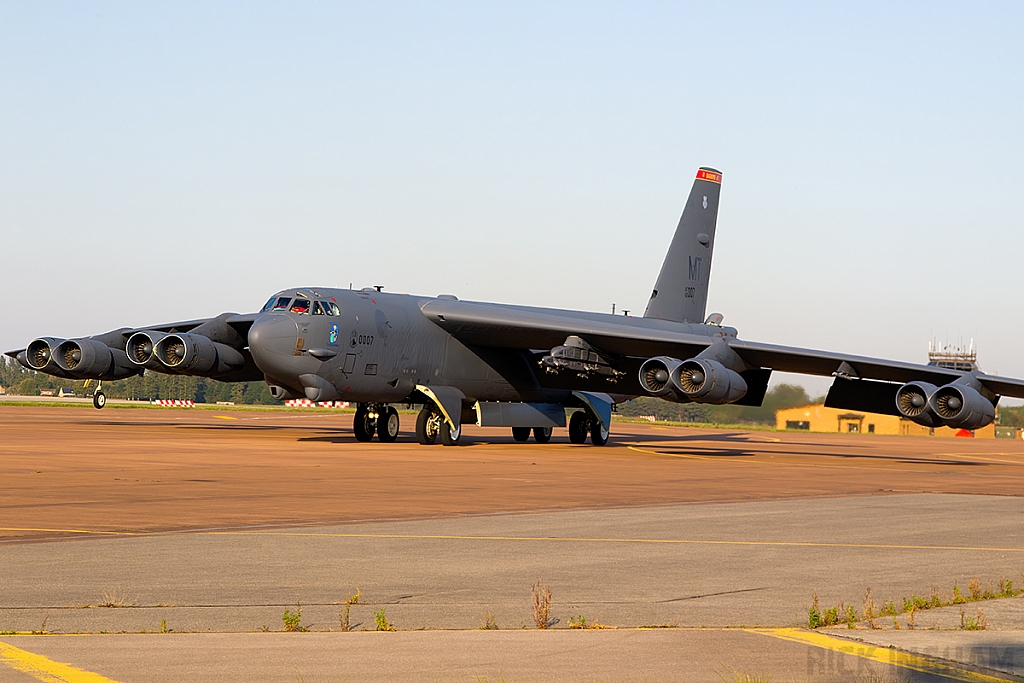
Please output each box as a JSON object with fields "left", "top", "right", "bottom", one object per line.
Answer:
{"left": 927, "top": 340, "right": 978, "bottom": 372}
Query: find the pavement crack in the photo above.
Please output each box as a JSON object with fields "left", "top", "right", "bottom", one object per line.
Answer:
{"left": 657, "top": 587, "right": 766, "bottom": 603}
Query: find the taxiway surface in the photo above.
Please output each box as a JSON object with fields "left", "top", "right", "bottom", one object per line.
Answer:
{"left": 3, "top": 406, "right": 1024, "bottom": 682}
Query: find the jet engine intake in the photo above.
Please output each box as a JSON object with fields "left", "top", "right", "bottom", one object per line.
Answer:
{"left": 53, "top": 338, "right": 138, "bottom": 380}
{"left": 126, "top": 331, "right": 173, "bottom": 371}
{"left": 675, "top": 358, "right": 748, "bottom": 404}
{"left": 638, "top": 356, "right": 684, "bottom": 399}
{"left": 24, "top": 337, "right": 65, "bottom": 373}
{"left": 894, "top": 381, "right": 943, "bottom": 427}
{"left": 928, "top": 383, "right": 995, "bottom": 430}
{"left": 154, "top": 333, "right": 245, "bottom": 376}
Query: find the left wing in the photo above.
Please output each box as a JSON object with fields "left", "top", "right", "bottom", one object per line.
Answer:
{"left": 420, "top": 298, "right": 1024, "bottom": 412}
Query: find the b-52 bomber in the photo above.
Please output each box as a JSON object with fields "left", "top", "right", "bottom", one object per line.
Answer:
{"left": 10, "top": 167, "right": 1024, "bottom": 446}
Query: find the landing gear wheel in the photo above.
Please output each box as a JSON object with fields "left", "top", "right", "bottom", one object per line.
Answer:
{"left": 353, "top": 406, "right": 376, "bottom": 442}
{"left": 93, "top": 391, "right": 106, "bottom": 410}
{"left": 377, "top": 407, "right": 400, "bottom": 442}
{"left": 440, "top": 420, "right": 462, "bottom": 446}
{"left": 511, "top": 427, "right": 531, "bottom": 442}
{"left": 416, "top": 408, "right": 441, "bottom": 445}
{"left": 533, "top": 427, "right": 552, "bottom": 443}
{"left": 590, "top": 420, "right": 610, "bottom": 446}
{"left": 568, "top": 411, "right": 589, "bottom": 444}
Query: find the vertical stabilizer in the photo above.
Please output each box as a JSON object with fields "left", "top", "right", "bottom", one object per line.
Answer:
{"left": 643, "top": 167, "right": 722, "bottom": 323}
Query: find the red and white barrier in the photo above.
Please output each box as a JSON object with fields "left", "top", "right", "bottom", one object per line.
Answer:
{"left": 285, "top": 399, "right": 350, "bottom": 409}
{"left": 151, "top": 400, "right": 196, "bottom": 407}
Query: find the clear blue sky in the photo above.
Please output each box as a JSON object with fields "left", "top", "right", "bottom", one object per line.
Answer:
{"left": 2, "top": 2, "right": 1023, "bottom": 396}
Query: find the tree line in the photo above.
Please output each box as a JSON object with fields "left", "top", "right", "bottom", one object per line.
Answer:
{"left": 0, "top": 356, "right": 276, "bottom": 404}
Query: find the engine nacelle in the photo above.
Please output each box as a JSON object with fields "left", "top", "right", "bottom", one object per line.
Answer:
{"left": 638, "top": 356, "right": 685, "bottom": 399}
{"left": 126, "top": 331, "right": 174, "bottom": 372}
{"left": 673, "top": 358, "right": 748, "bottom": 405}
{"left": 24, "top": 337, "right": 66, "bottom": 374}
{"left": 929, "top": 383, "right": 995, "bottom": 430}
{"left": 895, "top": 381, "right": 944, "bottom": 428}
{"left": 52, "top": 338, "right": 139, "bottom": 380}
{"left": 154, "top": 333, "right": 245, "bottom": 376}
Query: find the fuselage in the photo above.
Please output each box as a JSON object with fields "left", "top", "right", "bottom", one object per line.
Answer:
{"left": 247, "top": 287, "right": 735, "bottom": 406}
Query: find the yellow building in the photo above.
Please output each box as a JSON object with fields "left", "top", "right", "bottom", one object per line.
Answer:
{"left": 775, "top": 404, "right": 999, "bottom": 438}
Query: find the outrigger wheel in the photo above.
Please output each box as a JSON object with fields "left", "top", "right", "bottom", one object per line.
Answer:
{"left": 91, "top": 381, "right": 106, "bottom": 410}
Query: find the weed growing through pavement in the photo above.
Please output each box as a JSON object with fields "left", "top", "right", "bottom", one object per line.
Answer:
{"left": 808, "top": 574, "right": 1024, "bottom": 629}
{"left": 160, "top": 619, "right": 168, "bottom": 633}
{"left": 339, "top": 589, "right": 361, "bottom": 632}
{"left": 807, "top": 593, "right": 821, "bottom": 629}
{"left": 374, "top": 608, "right": 395, "bottom": 631}
{"left": 480, "top": 613, "right": 498, "bottom": 630}
{"left": 567, "top": 614, "right": 612, "bottom": 629}
{"left": 283, "top": 603, "right": 307, "bottom": 632}
{"left": 100, "top": 586, "right": 138, "bottom": 608}
{"left": 863, "top": 588, "right": 879, "bottom": 629}
{"left": 960, "top": 607, "right": 987, "bottom": 630}
{"left": 531, "top": 581, "right": 552, "bottom": 629}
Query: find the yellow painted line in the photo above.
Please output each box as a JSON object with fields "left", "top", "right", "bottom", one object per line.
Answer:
{"left": 747, "top": 628, "right": 1013, "bottom": 682}
{"left": 0, "top": 639, "right": 123, "bottom": 683}
{"left": 0, "top": 528, "right": 131, "bottom": 536}
{"left": 213, "top": 415, "right": 238, "bottom": 421}
{"left": 204, "top": 530, "right": 1024, "bottom": 553}
{"left": 628, "top": 445, "right": 757, "bottom": 463}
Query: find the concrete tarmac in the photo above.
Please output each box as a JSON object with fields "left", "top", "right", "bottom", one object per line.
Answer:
{"left": 4, "top": 406, "right": 1024, "bottom": 542}
{"left": 0, "top": 630, "right": 975, "bottom": 683}
{"left": 4, "top": 406, "right": 1024, "bottom": 681}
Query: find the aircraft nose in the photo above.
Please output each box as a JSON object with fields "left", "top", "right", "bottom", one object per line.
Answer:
{"left": 248, "top": 314, "right": 299, "bottom": 376}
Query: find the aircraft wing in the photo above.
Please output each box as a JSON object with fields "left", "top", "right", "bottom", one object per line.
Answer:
{"left": 422, "top": 298, "right": 1024, "bottom": 400}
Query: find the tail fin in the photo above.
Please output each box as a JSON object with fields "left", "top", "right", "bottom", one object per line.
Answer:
{"left": 643, "top": 167, "right": 722, "bottom": 323}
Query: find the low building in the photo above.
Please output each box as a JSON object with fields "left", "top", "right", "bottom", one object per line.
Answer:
{"left": 776, "top": 404, "right": 999, "bottom": 438}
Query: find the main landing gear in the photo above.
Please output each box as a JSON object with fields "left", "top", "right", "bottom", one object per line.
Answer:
{"left": 353, "top": 403, "right": 400, "bottom": 443}
{"left": 568, "top": 410, "right": 608, "bottom": 446}
{"left": 416, "top": 407, "right": 461, "bottom": 446}
{"left": 513, "top": 426, "right": 552, "bottom": 443}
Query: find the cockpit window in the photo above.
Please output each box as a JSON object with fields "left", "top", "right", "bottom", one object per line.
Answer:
{"left": 261, "top": 297, "right": 276, "bottom": 313}
{"left": 290, "top": 299, "right": 311, "bottom": 314}
{"left": 271, "top": 297, "right": 291, "bottom": 311}
{"left": 327, "top": 302, "right": 341, "bottom": 316}
{"left": 312, "top": 301, "right": 326, "bottom": 316}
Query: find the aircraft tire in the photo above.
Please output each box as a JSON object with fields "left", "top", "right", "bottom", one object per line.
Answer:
{"left": 440, "top": 420, "right": 462, "bottom": 446}
{"left": 590, "top": 420, "right": 610, "bottom": 446}
{"left": 93, "top": 392, "right": 106, "bottom": 410}
{"left": 533, "top": 427, "right": 552, "bottom": 443}
{"left": 353, "top": 406, "right": 375, "bottom": 442}
{"left": 511, "top": 427, "right": 531, "bottom": 442}
{"left": 568, "top": 411, "right": 589, "bottom": 444}
{"left": 416, "top": 408, "right": 438, "bottom": 445}
{"left": 378, "top": 407, "right": 400, "bottom": 442}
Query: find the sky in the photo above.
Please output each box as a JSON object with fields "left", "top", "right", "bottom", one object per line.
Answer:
{"left": 2, "top": 2, "right": 1023, "bottom": 397}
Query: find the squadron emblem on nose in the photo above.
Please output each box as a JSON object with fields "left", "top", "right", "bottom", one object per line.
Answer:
{"left": 328, "top": 324, "right": 339, "bottom": 346}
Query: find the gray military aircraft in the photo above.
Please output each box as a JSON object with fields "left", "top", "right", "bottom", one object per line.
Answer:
{"left": 9, "top": 167, "right": 1024, "bottom": 445}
